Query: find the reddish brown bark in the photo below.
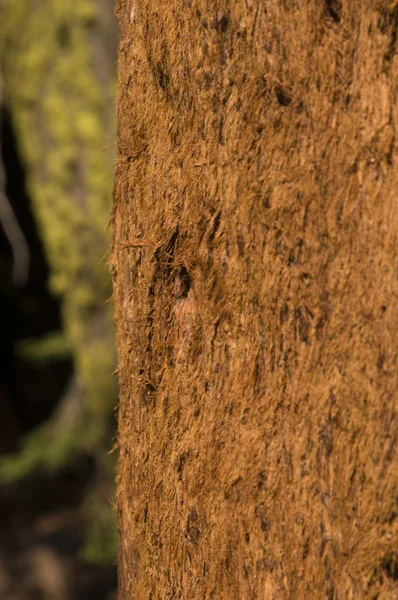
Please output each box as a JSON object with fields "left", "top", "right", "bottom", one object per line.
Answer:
{"left": 113, "top": 1, "right": 398, "bottom": 597}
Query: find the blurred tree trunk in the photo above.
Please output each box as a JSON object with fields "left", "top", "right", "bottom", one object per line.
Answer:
{"left": 113, "top": 1, "right": 398, "bottom": 597}
{"left": 1, "top": 0, "right": 118, "bottom": 431}
{"left": 0, "top": 0, "right": 118, "bottom": 561}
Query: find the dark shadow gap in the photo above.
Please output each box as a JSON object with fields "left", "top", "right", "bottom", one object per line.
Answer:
{"left": 0, "top": 105, "right": 72, "bottom": 434}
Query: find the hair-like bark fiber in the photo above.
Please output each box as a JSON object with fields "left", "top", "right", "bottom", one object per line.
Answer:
{"left": 112, "top": 1, "right": 398, "bottom": 597}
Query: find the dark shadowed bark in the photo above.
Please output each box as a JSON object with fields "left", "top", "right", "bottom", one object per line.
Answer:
{"left": 113, "top": 1, "right": 398, "bottom": 597}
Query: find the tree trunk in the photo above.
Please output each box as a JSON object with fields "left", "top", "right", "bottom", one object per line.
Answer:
{"left": 113, "top": 1, "right": 398, "bottom": 597}
{"left": 1, "top": 0, "right": 118, "bottom": 433}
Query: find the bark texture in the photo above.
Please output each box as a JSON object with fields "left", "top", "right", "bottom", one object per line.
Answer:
{"left": 113, "top": 1, "right": 398, "bottom": 597}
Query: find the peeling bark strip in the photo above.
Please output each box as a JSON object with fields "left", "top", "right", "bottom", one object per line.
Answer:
{"left": 112, "top": 1, "right": 398, "bottom": 597}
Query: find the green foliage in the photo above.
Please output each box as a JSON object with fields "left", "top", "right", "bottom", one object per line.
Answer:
{"left": 81, "top": 484, "right": 118, "bottom": 565}
{"left": 15, "top": 330, "right": 71, "bottom": 364}
{"left": 0, "top": 375, "right": 94, "bottom": 480}
{"left": 0, "top": 417, "right": 87, "bottom": 481}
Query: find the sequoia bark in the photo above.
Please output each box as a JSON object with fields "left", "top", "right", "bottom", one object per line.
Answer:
{"left": 113, "top": 1, "right": 398, "bottom": 597}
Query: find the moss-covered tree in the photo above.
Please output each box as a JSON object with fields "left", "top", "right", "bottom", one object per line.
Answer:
{"left": 113, "top": 0, "right": 398, "bottom": 597}
{"left": 0, "top": 0, "right": 118, "bottom": 562}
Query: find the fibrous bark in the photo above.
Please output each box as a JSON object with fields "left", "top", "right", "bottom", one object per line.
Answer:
{"left": 113, "top": 1, "right": 398, "bottom": 597}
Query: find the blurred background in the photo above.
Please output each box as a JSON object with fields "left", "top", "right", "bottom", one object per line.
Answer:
{"left": 0, "top": 1, "right": 118, "bottom": 598}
